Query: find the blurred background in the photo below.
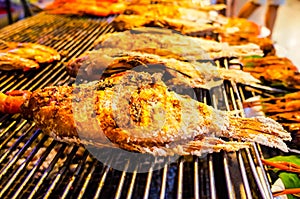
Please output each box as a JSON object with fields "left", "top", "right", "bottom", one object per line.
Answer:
{"left": 0, "top": 0, "right": 53, "bottom": 28}
{"left": 234, "top": 0, "right": 300, "bottom": 70}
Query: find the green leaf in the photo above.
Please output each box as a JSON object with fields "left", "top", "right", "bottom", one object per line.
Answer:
{"left": 287, "top": 193, "right": 298, "bottom": 199}
{"left": 266, "top": 156, "right": 300, "bottom": 199}
{"left": 278, "top": 172, "right": 300, "bottom": 189}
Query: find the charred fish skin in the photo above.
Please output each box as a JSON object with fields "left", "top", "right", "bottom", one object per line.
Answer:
{"left": 21, "top": 85, "right": 80, "bottom": 143}
{"left": 66, "top": 48, "right": 124, "bottom": 79}
{"left": 18, "top": 71, "right": 290, "bottom": 155}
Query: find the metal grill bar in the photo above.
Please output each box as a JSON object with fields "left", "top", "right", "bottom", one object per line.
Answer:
{"left": 0, "top": 122, "right": 35, "bottom": 163}
{"left": 252, "top": 144, "right": 274, "bottom": 197}
{"left": 0, "top": 119, "right": 26, "bottom": 148}
{"left": 77, "top": 160, "right": 98, "bottom": 199}
{"left": 0, "top": 14, "right": 57, "bottom": 38}
{"left": 14, "top": 142, "right": 66, "bottom": 199}
{"left": 246, "top": 148, "right": 270, "bottom": 198}
{"left": 159, "top": 164, "right": 168, "bottom": 199}
{"left": 208, "top": 155, "right": 216, "bottom": 199}
{"left": 223, "top": 153, "right": 234, "bottom": 199}
{"left": 143, "top": 166, "right": 153, "bottom": 199}
{"left": 93, "top": 159, "right": 113, "bottom": 199}
{"left": 0, "top": 133, "right": 50, "bottom": 198}
{"left": 193, "top": 157, "right": 199, "bottom": 199}
{"left": 177, "top": 158, "right": 183, "bottom": 199}
{"left": 237, "top": 151, "right": 253, "bottom": 199}
{"left": 126, "top": 166, "right": 137, "bottom": 199}
{"left": 28, "top": 145, "right": 78, "bottom": 198}
{"left": 0, "top": 129, "right": 42, "bottom": 180}
{"left": 60, "top": 150, "right": 90, "bottom": 199}
{"left": 115, "top": 161, "right": 129, "bottom": 199}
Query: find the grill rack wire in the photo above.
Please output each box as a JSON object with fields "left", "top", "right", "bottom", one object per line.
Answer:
{"left": 0, "top": 12, "right": 274, "bottom": 199}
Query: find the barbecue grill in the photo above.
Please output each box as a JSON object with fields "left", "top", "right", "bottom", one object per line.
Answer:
{"left": 0, "top": 12, "right": 274, "bottom": 199}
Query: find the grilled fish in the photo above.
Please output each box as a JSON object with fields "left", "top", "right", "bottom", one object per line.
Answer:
{"left": 0, "top": 40, "right": 60, "bottom": 71}
{"left": 241, "top": 56, "right": 300, "bottom": 90}
{"left": 66, "top": 48, "right": 260, "bottom": 89}
{"left": 0, "top": 53, "right": 40, "bottom": 71}
{"left": 45, "top": 0, "right": 126, "bottom": 16}
{"left": 0, "top": 71, "right": 291, "bottom": 155}
{"left": 93, "top": 28, "right": 263, "bottom": 59}
{"left": 112, "top": 3, "right": 261, "bottom": 37}
{"left": 111, "top": 14, "right": 219, "bottom": 36}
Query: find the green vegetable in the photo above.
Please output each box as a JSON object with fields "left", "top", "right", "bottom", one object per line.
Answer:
{"left": 267, "top": 155, "right": 300, "bottom": 199}
{"left": 278, "top": 173, "right": 300, "bottom": 199}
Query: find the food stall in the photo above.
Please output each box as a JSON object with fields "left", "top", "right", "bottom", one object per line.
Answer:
{"left": 0, "top": 1, "right": 299, "bottom": 198}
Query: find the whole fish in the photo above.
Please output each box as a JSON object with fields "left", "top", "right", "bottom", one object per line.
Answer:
{"left": 0, "top": 53, "right": 40, "bottom": 71}
{"left": 94, "top": 28, "right": 263, "bottom": 58}
{"left": 0, "top": 40, "right": 60, "bottom": 71}
{"left": 66, "top": 48, "right": 260, "bottom": 89}
{"left": 0, "top": 71, "right": 291, "bottom": 156}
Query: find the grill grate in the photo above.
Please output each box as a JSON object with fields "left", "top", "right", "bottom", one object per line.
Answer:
{"left": 0, "top": 12, "right": 273, "bottom": 199}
